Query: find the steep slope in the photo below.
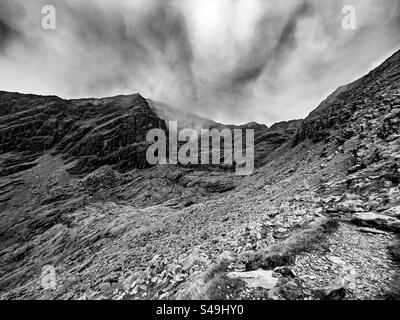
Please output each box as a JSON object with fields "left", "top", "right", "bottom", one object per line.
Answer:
{"left": 295, "top": 50, "right": 400, "bottom": 144}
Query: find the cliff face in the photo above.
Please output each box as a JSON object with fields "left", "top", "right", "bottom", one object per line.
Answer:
{"left": 0, "top": 92, "right": 165, "bottom": 176}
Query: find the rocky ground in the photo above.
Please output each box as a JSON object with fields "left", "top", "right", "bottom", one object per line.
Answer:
{"left": 0, "top": 50, "right": 400, "bottom": 300}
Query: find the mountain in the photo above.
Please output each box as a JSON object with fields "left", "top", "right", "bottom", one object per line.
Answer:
{"left": 147, "top": 99, "right": 300, "bottom": 167}
{"left": 0, "top": 93, "right": 165, "bottom": 176}
{"left": 147, "top": 99, "right": 218, "bottom": 130}
{"left": 0, "top": 50, "right": 399, "bottom": 300}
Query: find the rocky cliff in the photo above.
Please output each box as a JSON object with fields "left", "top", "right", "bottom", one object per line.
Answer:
{"left": 0, "top": 92, "right": 166, "bottom": 176}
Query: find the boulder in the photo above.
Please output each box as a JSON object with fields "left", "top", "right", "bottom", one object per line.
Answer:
{"left": 352, "top": 212, "right": 400, "bottom": 232}
{"left": 227, "top": 269, "right": 278, "bottom": 290}
{"left": 382, "top": 206, "right": 400, "bottom": 219}
{"left": 313, "top": 278, "right": 347, "bottom": 300}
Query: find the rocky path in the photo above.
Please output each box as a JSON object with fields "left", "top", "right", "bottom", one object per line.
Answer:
{"left": 293, "top": 222, "right": 399, "bottom": 300}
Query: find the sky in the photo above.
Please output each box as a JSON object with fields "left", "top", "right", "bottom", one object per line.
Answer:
{"left": 0, "top": 0, "right": 399, "bottom": 126}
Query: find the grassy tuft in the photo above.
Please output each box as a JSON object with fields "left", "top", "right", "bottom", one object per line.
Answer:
{"left": 239, "top": 218, "right": 339, "bottom": 270}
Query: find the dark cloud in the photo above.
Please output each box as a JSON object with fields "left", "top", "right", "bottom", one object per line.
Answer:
{"left": 230, "top": 1, "right": 314, "bottom": 87}
{"left": 0, "top": 1, "right": 23, "bottom": 52}
{"left": 274, "top": 1, "right": 313, "bottom": 58}
{"left": 0, "top": 18, "right": 13, "bottom": 49}
{"left": 142, "top": 3, "right": 197, "bottom": 99}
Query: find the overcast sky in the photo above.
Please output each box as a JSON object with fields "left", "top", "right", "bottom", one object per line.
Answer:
{"left": 0, "top": 0, "right": 399, "bottom": 125}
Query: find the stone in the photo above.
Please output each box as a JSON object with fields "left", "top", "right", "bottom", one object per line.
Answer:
{"left": 273, "top": 266, "right": 296, "bottom": 278}
{"left": 181, "top": 250, "right": 210, "bottom": 273}
{"left": 313, "top": 278, "right": 347, "bottom": 300}
{"left": 227, "top": 269, "right": 278, "bottom": 290}
{"left": 357, "top": 227, "right": 388, "bottom": 235}
{"left": 80, "top": 282, "right": 90, "bottom": 291}
{"left": 327, "top": 256, "right": 345, "bottom": 265}
{"left": 335, "top": 200, "right": 366, "bottom": 213}
{"left": 348, "top": 165, "right": 364, "bottom": 174}
{"left": 99, "top": 282, "right": 111, "bottom": 292}
{"left": 382, "top": 206, "right": 400, "bottom": 219}
{"left": 218, "top": 251, "right": 236, "bottom": 263}
{"left": 122, "top": 275, "right": 136, "bottom": 290}
{"left": 277, "top": 280, "right": 305, "bottom": 300}
{"left": 352, "top": 212, "right": 400, "bottom": 232}
{"left": 388, "top": 242, "right": 400, "bottom": 262}
{"left": 150, "top": 254, "right": 162, "bottom": 266}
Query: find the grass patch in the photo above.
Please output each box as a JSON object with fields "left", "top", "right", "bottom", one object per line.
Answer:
{"left": 204, "top": 274, "right": 245, "bottom": 300}
{"left": 175, "top": 265, "right": 244, "bottom": 300}
{"left": 239, "top": 218, "right": 338, "bottom": 270}
{"left": 175, "top": 258, "right": 236, "bottom": 300}
{"left": 175, "top": 218, "right": 339, "bottom": 299}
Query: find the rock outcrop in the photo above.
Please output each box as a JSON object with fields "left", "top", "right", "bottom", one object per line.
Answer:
{"left": 295, "top": 50, "right": 400, "bottom": 145}
{"left": 0, "top": 92, "right": 165, "bottom": 176}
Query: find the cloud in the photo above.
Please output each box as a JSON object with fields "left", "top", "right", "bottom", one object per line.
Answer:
{"left": 0, "top": 1, "right": 24, "bottom": 51}
{"left": 229, "top": 0, "right": 314, "bottom": 87}
{"left": 0, "top": 0, "right": 399, "bottom": 125}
